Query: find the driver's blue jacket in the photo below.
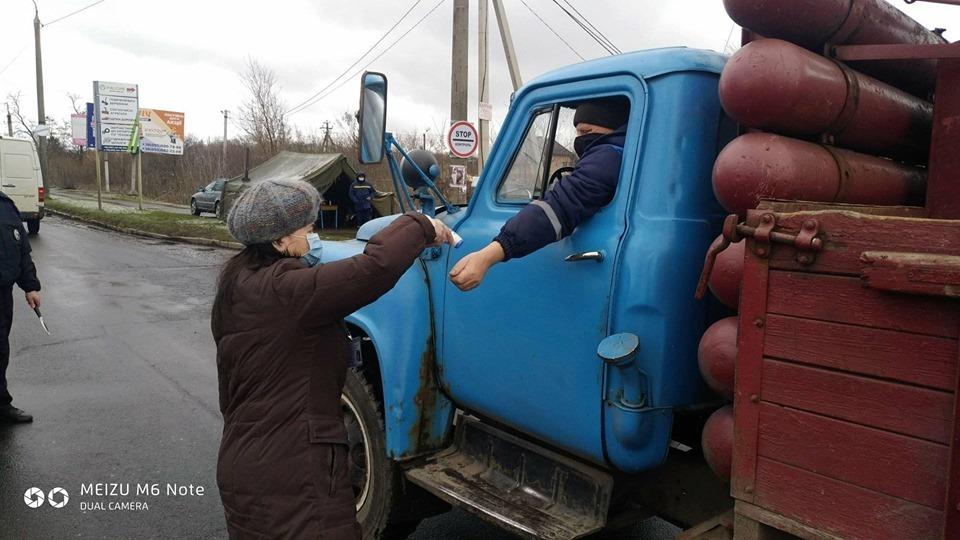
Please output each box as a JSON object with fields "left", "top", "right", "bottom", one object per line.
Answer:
{"left": 494, "top": 127, "right": 625, "bottom": 261}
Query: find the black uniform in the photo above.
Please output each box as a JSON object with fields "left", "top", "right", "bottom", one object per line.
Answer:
{"left": 0, "top": 193, "right": 40, "bottom": 408}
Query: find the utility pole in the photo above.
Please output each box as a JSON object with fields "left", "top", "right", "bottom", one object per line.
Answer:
{"left": 478, "top": 0, "right": 490, "bottom": 171}
{"left": 33, "top": 3, "right": 47, "bottom": 191}
{"left": 492, "top": 0, "right": 523, "bottom": 91}
{"left": 450, "top": 0, "right": 469, "bottom": 123}
{"left": 5, "top": 104, "right": 12, "bottom": 137}
{"left": 221, "top": 109, "right": 229, "bottom": 175}
{"left": 320, "top": 121, "right": 332, "bottom": 151}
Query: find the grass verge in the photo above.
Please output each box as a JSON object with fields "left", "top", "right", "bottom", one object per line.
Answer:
{"left": 46, "top": 198, "right": 356, "bottom": 245}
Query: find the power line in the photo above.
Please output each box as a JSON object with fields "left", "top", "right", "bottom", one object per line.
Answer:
{"left": 0, "top": 46, "right": 27, "bottom": 79}
{"left": 286, "top": 0, "right": 424, "bottom": 115}
{"left": 551, "top": 0, "right": 618, "bottom": 55}
{"left": 558, "top": 0, "right": 620, "bottom": 54}
{"left": 519, "top": 0, "right": 585, "bottom": 61}
{"left": 44, "top": 0, "right": 108, "bottom": 26}
{"left": 549, "top": 0, "right": 620, "bottom": 55}
{"left": 288, "top": 0, "right": 448, "bottom": 116}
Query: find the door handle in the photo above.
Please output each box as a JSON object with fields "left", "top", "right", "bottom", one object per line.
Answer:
{"left": 2, "top": 184, "right": 15, "bottom": 188}
{"left": 564, "top": 251, "right": 603, "bottom": 262}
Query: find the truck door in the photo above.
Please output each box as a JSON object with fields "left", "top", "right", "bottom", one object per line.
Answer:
{"left": 440, "top": 88, "right": 637, "bottom": 464}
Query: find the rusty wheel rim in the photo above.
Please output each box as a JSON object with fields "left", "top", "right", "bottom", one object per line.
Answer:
{"left": 341, "top": 393, "right": 372, "bottom": 512}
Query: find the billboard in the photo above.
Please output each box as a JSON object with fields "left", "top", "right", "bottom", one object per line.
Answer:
{"left": 70, "top": 114, "right": 86, "bottom": 147}
{"left": 138, "top": 109, "right": 184, "bottom": 155}
{"left": 85, "top": 102, "right": 96, "bottom": 147}
{"left": 93, "top": 81, "right": 138, "bottom": 152}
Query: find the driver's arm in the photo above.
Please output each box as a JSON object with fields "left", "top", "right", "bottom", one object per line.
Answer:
{"left": 494, "top": 145, "right": 622, "bottom": 261}
{"left": 449, "top": 148, "right": 622, "bottom": 292}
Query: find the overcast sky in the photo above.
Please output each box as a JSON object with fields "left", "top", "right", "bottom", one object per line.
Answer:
{"left": 1, "top": 0, "right": 958, "bottom": 144}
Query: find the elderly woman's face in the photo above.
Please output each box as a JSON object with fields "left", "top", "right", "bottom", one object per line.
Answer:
{"left": 273, "top": 223, "right": 315, "bottom": 257}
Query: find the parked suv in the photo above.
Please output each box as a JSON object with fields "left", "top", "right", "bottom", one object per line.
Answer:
{"left": 190, "top": 178, "right": 226, "bottom": 217}
{"left": 0, "top": 137, "right": 45, "bottom": 235}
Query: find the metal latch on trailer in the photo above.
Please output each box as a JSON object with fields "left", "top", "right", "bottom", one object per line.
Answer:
{"left": 695, "top": 213, "right": 824, "bottom": 300}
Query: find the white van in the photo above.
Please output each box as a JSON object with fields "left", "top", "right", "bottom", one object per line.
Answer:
{"left": 0, "top": 137, "right": 44, "bottom": 235}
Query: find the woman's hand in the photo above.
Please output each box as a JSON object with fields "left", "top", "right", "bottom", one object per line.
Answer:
{"left": 449, "top": 241, "right": 505, "bottom": 291}
{"left": 429, "top": 218, "right": 455, "bottom": 247}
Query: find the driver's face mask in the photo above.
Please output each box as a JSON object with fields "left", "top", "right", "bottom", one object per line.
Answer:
{"left": 574, "top": 133, "right": 603, "bottom": 158}
{"left": 299, "top": 233, "right": 324, "bottom": 266}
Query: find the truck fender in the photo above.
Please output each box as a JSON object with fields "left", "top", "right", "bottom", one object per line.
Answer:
{"left": 322, "top": 237, "right": 455, "bottom": 460}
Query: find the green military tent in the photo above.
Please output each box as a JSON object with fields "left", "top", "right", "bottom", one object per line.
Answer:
{"left": 220, "top": 151, "right": 399, "bottom": 226}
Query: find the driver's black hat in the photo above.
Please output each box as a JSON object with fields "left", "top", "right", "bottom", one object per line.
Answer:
{"left": 573, "top": 97, "right": 630, "bottom": 130}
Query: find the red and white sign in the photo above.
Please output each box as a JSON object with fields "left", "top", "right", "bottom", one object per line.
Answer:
{"left": 70, "top": 114, "right": 87, "bottom": 146}
{"left": 446, "top": 120, "right": 478, "bottom": 158}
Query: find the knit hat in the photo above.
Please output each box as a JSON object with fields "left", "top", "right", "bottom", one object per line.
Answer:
{"left": 573, "top": 97, "right": 630, "bottom": 130}
{"left": 227, "top": 179, "right": 320, "bottom": 245}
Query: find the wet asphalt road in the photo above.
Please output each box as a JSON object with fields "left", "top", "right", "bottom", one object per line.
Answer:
{"left": 0, "top": 216, "right": 676, "bottom": 540}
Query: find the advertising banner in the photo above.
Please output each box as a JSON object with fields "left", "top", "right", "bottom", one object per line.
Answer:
{"left": 71, "top": 114, "right": 86, "bottom": 147}
{"left": 138, "top": 109, "right": 184, "bottom": 155}
{"left": 93, "top": 81, "right": 139, "bottom": 152}
{"left": 85, "top": 102, "right": 96, "bottom": 147}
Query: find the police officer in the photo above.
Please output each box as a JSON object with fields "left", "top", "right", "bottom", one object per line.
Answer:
{"left": 450, "top": 96, "right": 629, "bottom": 290}
{"left": 349, "top": 172, "right": 375, "bottom": 226}
{"left": 0, "top": 192, "right": 41, "bottom": 423}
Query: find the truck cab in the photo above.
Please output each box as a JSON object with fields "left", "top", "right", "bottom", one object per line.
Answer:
{"left": 322, "top": 47, "right": 734, "bottom": 539}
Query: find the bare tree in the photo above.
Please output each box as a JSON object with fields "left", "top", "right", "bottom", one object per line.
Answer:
{"left": 334, "top": 110, "right": 359, "bottom": 152}
{"left": 6, "top": 92, "right": 36, "bottom": 144}
{"left": 237, "top": 58, "right": 288, "bottom": 155}
{"left": 67, "top": 92, "right": 83, "bottom": 114}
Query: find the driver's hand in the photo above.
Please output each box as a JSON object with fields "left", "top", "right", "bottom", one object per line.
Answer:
{"left": 449, "top": 242, "right": 505, "bottom": 291}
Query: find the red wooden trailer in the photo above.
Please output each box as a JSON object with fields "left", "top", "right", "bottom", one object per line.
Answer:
{"left": 694, "top": 1, "right": 960, "bottom": 538}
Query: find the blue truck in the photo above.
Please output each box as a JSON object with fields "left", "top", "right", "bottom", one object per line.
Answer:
{"left": 321, "top": 48, "right": 735, "bottom": 539}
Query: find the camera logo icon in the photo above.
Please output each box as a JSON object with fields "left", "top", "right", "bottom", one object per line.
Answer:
{"left": 48, "top": 487, "right": 69, "bottom": 508}
{"left": 23, "top": 487, "right": 44, "bottom": 508}
{"left": 23, "top": 487, "right": 69, "bottom": 508}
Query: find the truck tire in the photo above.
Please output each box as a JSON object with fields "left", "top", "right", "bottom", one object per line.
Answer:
{"left": 214, "top": 201, "right": 221, "bottom": 219}
{"left": 342, "top": 369, "right": 423, "bottom": 539}
{"left": 26, "top": 219, "right": 39, "bottom": 235}
{"left": 190, "top": 199, "right": 201, "bottom": 216}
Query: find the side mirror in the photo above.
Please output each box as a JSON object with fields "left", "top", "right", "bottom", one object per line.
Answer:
{"left": 358, "top": 71, "right": 387, "bottom": 164}
{"left": 197, "top": 185, "right": 205, "bottom": 193}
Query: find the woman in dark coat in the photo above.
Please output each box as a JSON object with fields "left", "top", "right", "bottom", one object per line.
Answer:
{"left": 212, "top": 179, "right": 450, "bottom": 539}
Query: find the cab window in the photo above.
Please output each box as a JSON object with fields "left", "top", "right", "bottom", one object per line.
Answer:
{"left": 497, "top": 108, "right": 554, "bottom": 203}
{"left": 495, "top": 98, "right": 626, "bottom": 204}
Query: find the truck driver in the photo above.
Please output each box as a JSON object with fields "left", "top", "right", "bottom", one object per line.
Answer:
{"left": 449, "top": 96, "right": 629, "bottom": 291}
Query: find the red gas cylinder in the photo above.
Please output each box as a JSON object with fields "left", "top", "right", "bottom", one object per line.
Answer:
{"left": 723, "top": 0, "right": 944, "bottom": 96}
{"left": 702, "top": 405, "right": 734, "bottom": 482}
{"left": 706, "top": 238, "right": 744, "bottom": 310}
{"left": 719, "top": 39, "right": 932, "bottom": 163}
{"left": 713, "top": 133, "right": 926, "bottom": 215}
{"left": 698, "top": 317, "right": 738, "bottom": 400}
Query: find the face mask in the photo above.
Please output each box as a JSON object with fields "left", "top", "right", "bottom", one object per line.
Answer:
{"left": 574, "top": 133, "right": 603, "bottom": 157}
{"left": 299, "top": 233, "right": 324, "bottom": 267}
